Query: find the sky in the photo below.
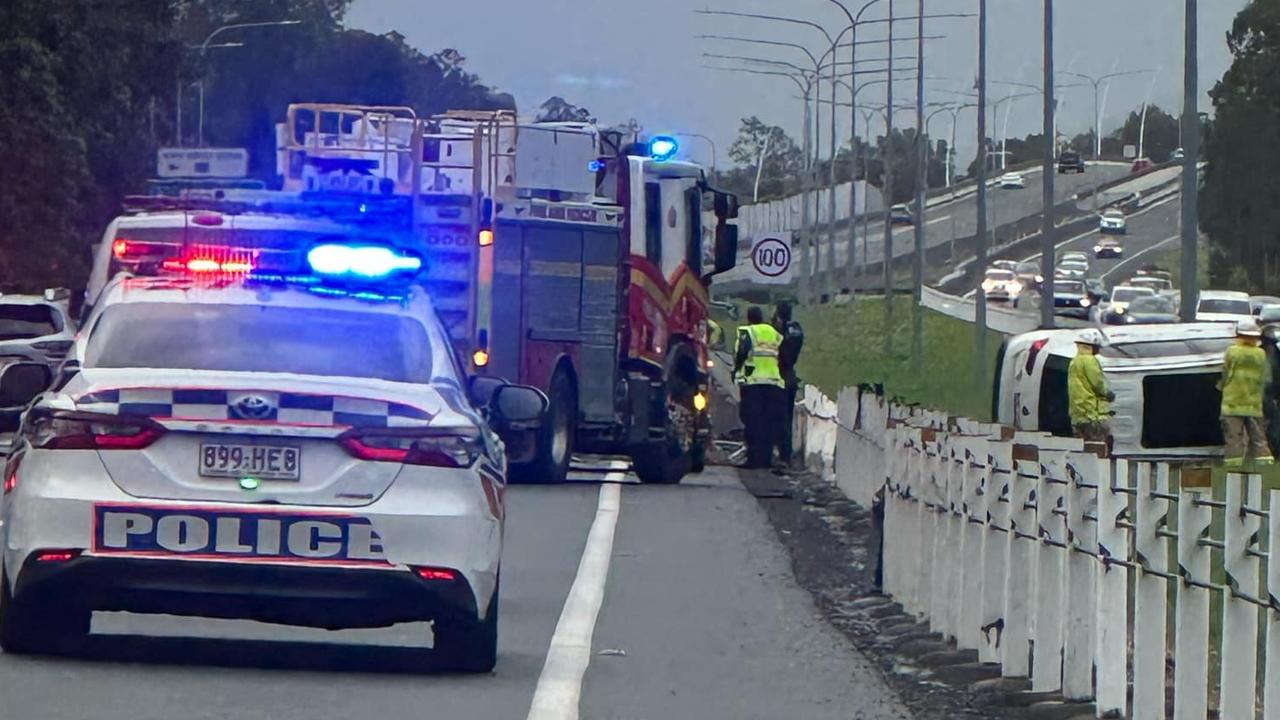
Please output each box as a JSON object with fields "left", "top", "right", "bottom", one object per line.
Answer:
{"left": 345, "top": 0, "right": 1248, "bottom": 169}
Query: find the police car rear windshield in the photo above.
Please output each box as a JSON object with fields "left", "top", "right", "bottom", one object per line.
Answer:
{"left": 84, "top": 303, "right": 451, "bottom": 384}
{"left": 0, "top": 304, "right": 62, "bottom": 340}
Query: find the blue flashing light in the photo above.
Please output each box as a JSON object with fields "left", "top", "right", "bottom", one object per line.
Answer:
{"left": 649, "top": 136, "right": 679, "bottom": 162}
{"left": 588, "top": 159, "right": 605, "bottom": 173}
{"left": 306, "top": 244, "right": 422, "bottom": 279}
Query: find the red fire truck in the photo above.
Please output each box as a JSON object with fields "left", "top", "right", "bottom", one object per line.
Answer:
{"left": 100, "top": 104, "right": 738, "bottom": 484}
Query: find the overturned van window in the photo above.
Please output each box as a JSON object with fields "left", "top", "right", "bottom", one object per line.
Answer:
{"left": 1039, "top": 354, "right": 1073, "bottom": 437}
{"left": 1142, "top": 373, "right": 1224, "bottom": 448}
{"left": 1103, "top": 338, "right": 1233, "bottom": 358}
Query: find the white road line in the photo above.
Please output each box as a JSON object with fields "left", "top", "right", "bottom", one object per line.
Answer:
{"left": 526, "top": 483, "right": 622, "bottom": 720}
{"left": 1101, "top": 234, "right": 1180, "bottom": 283}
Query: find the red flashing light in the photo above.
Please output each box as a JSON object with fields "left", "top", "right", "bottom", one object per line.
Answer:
{"left": 112, "top": 239, "right": 130, "bottom": 258}
{"left": 162, "top": 257, "right": 256, "bottom": 275}
{"left": 414, "top": 567, "right": 457, "bottom": 582}
{"left": 3, "top": 471, "right": 15, "bottom": 495}
{"left": 34, "top": 550, "right": 81, "bottom": 563}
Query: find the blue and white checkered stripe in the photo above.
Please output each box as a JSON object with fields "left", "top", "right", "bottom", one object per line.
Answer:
{"left": 74, "top": 389, "right": 434, "bottom": 428}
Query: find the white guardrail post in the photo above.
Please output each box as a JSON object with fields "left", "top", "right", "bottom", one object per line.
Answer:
{"left": 958, "top": 433, "right": 988, "bottom": 654}
{"left": 1032, "top": 445, "right": 1073, "bottom": 692}
{"left": 1132, "top": 462, "right": 1172, "bottom": 720}
{"left": 882, "top": 423, "right": 905, "bottom": 601}
{"left": 1063, "top": 448, "right": 1101, "bottom": 702}
{"left": 1221, "top": 472, "right": 1262, "bottom": 720}
{"left": 1266, "top": 488, "right": 1280, "bottom": 720}
{"left": 1173, "top": 468, "right": 1213, "bottom": 720}
{"left": 982, "top": 432, "right": 1014, "bottom": 667}
{"left": 1095, "top": 458, "right": 1130, "bottom": 717}
{"left": 932, "top": 428, "right": 964, "bottom": 641}
{"left": 1004, "top": 438, "right": 1039, "bottom": 678}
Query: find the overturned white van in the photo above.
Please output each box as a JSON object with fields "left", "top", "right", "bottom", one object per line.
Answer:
{"left": 992, "top": 323, "right": 1235, "bottom": 457}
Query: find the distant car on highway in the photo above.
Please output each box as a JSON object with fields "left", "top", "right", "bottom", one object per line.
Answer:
{"left": 1129, "top": 276, "right": 1174, "bottom": 295}
{"left": 982, "top": 269, "right": 1024, "bottom": 304}
{"left": 1101, "top": 285, "right": 1156, "bottom": 324}
{"left": 1085, "top": 278, "right": 1110, "bottom": 304}
{"left": 1098, "top": 209, "right": 1127, "bottom": 236}
{"left": 1015, "top": 261, "right": 1044, "bottom": 291}
{"left": 1131, "top": 157, "right": 1155, "bottom": 174}
{"left": 1172, "top": 148, "right": 1186, "bottom": 161}
{"left": 999, "top": 172, "right": 1026, "bottom": 189}
{"left": 1196, "top": 289, "right": 1253, "bottom": 324}
{"left": 1260, "top": 304, "right": 1280, "bottom": 330}
{"left": 1135, "top": 268, "right": 1173, "bottom": 283}
{"left": 1122, "top": 294, "right": 1180, "bottom": 324}
{"left": 1250, "top": 295, "right": 1280, "bottom": 317}
{"left": 1060, "top": 251, "right": 1089, "bottom": 264}
{"left": 1056, "top": 258, "right": 1089, "bottom": 279}
{"left": 991, "top": 259, "right": 1020, "bottom": 272}
{"left": 1058, "top": 151, "right": 1086, "bottom": 174}
{"left": 890, "top": 204, "right": 914, "bottom": 226}
{"left": 1094, "top": 238, "right": 1124, "bottom": 260}
{"left": 1053, "top": 279, "right": 1093, "bottom": 318}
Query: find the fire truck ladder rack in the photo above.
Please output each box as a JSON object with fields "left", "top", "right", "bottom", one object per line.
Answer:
{"left": 283, "top": 104, "right": 423, "bottom": 202}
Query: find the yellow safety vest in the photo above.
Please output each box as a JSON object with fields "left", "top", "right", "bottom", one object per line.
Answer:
{"left": 741, "top": 323, "right": 784, "bottom": 387}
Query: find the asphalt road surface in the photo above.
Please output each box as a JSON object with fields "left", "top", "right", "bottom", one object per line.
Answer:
{"left": 812, "top": 163, "right": 1131, "bottom": 273}
{"left": 1003, "top": 192, "right": 1182, "bottom": 325}
{"left": 0, "top": 466, "right": 911, "bottom": 720}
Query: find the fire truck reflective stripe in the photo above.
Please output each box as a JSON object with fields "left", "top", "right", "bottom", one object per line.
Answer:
{"left": 92, "top": 505, "right": 389, "bottom": 565}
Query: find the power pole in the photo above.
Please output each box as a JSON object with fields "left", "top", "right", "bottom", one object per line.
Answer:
{"left": 1040, "top": 0, "right": 1056, "bottom": 329}
{"left": 1180, "top": 0, "right": 1199, "bottom": 322}
{"left": 974, "top": 0, "right": 989, "bottom": 386}
{"left": 911, "top": 0, "right": 926, "bottom": 370}
{"left": 883, "top": 0, "right": 895, "bottom": 355}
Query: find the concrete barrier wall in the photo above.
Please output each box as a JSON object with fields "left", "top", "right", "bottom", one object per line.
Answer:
{"left": 798, "top": 384, "right": 1280, "bottom": 717}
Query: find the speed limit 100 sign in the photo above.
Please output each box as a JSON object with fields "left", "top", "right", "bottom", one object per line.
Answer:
{"left": 750, "top": 234, "right": 793, "bottom": 285}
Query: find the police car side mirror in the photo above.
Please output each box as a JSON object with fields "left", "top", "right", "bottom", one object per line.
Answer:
{"left": 467, "top": 375, "right": 506, "bottom": 410}
{"left": 491, "top": 385, "right": 548, "bottom": 426}
{"left": 712, "top": 224, "right": 738, "bottom": 276}
{"left": 0, "top": 362, "right": 52, "bottom": 408}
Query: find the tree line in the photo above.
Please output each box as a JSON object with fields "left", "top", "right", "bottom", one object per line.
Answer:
{"left": 0, "top": 0, "right": 514, "bottom": 292}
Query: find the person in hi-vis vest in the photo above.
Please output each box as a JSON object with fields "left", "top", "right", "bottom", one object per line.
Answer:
{"left": 733, "top": 306, "right": 786, "bottom": 469}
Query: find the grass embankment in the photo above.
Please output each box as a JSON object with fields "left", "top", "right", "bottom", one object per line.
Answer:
{"left": 713, "top": 296, "right": 1004, "bottom": 420}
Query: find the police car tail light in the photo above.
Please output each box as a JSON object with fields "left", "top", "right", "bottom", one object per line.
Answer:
{"left": 339, "top": 428, "right": 484, "bottom": 468}
{"left": 34, "top": 549, "right": 80, "bottom": 563}
{"left": 413, "top": 567, "right": 458, "bottom": 582}
{"left": 31, "top": 410, "right": 165, "bottom": 451}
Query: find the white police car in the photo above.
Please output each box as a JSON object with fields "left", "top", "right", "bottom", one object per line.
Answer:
{"left": 0, "top": 245, "right": 546, "bottom": 672}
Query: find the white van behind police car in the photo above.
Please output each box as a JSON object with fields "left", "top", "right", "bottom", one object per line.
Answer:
{"left": 993, "top": 323, "right": 1235, "bottom": 457}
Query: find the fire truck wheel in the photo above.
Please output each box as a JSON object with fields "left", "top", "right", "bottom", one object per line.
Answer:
{"left": 689, "top": 440, "right": 706, "bottom": 474}
{"left": 515, "top": 369, "right": 575, "bottom": 484}
{"left": 633, "top": 350, "right": 696, "bottom": 484}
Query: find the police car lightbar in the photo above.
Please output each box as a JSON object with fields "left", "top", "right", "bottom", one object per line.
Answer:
{"left": 306, "top": 243, "right": 422, "bottom": 280}
{"left": 121, "top": 191, "right": 413, "bottom": 227}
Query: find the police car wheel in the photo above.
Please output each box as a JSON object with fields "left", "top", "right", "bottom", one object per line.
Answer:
{"left": 433, "top": 582, "right": 498, "bottom": 673}
{"left": 0, "top": 572, "right": 89, "bottom": 655}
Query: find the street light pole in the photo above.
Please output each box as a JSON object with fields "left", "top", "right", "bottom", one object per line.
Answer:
{"left": 883, "top": 0, "right": 896, "bottom": 343}
{"left": 195, "top": 20, "right": 301, "bottom": 147}
{"left": 975, "top": 0, "right": 989, "bottom": 388}
{"left": 1179, "top": 0, "right": 1199, "bottom": 323}
{"left": 1041, "top": 0, "right": 1056, "bottom": 330}
{"left": 911, "top": 0, "right": 926, "bottom": 371}
{"left": 1058, "top": 68, "right": 1153, "bottom": 159}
